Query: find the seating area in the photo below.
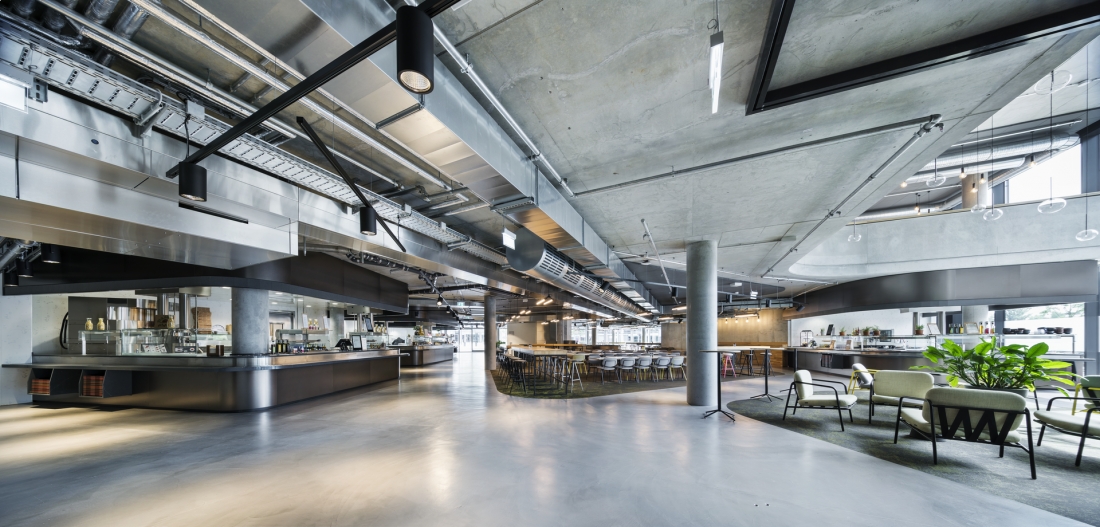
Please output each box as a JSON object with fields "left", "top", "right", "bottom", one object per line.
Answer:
{"left": 772, "top": 367, "right": 1100, "bottom": 480}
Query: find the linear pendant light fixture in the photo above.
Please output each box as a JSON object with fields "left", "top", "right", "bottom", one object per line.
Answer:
{"left": 708, "top": 0, "right": 723, "bottom": 114}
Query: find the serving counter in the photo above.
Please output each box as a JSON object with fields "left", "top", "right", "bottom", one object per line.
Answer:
{"left": 4, "top": 349, "right": 404, "bottom": 412}
{"left": 397, "top": 344, "right": 456, "bottom": 366}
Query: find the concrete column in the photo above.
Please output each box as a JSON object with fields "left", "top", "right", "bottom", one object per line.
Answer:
{"left": 960, "top": 174, "right": 992, "bottom": 209}
{"left": 961, "top": 305, "right": 990, "bottom": 326}
{"left": 483, "top": 296, "right": 497, "bottom": 370}
{"left": 686, "top": 240, "right": 718, "bottom": 406}
{"left": 0, "top": 291, "right": 32, "bottom": 405}
{"left": 231, "top": 288, "right": 269, "bottom": 355}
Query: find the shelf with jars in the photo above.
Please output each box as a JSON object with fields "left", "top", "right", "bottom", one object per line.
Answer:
{"left": 79, "top": 329, "right": 202, "bottom": 356}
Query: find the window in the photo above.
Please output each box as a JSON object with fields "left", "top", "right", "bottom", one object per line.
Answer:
{"left": 1008, "top": 144, "right": 1081, "bottom": 203}
{"left": 1004, "top": 303, "right": 1082, "bottom": 352}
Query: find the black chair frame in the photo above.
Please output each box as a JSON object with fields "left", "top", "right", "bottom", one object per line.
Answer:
{"left": 903, "top": 402, "right": 1035, "bottom": 479}
{"left": 1035, "top": 396, "right": 1100, "bottom": 467}
{"left": 782, "top": 379, "right": 856, "bottom": 431}
{"left": 869, "top": 383, "right": 926, "bottom": 425}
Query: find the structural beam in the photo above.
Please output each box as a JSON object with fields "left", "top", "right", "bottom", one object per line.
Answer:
{"left": 747, "top": 1, "right": 1100, "bottom": 114}
{"left": 167, "top": 0, "right": 460, "bottom": 175}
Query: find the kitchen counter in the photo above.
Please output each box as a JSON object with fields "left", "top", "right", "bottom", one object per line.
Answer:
{"left": 396, "top": 344, "right": 456, "bottom": 366}
{"left": 4, "top": 349, "right": 405, "bottom": 411}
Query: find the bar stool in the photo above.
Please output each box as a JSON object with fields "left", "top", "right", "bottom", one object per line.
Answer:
{"left": 722, "top": 352, "right": 739, "bottom": 378}
{"left": 565, "top": 353, "right": 585, "bottom": 391}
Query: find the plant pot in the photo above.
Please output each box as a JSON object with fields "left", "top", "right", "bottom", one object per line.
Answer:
{"left": 960, "top": 384, "right": 1030, "bottom": 398}
{"left": 1063, "top": 328, "right": 1073, "bottom": 335}
{"left": 914, "top": 329, "right": 924, "bottom": 335}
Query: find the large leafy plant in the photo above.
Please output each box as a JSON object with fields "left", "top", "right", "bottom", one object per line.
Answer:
{"left": 913, "top": 338, "right": 1076, "bottom": 392}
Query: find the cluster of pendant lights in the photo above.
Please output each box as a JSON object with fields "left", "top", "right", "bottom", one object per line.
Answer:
{"left": 851, "top": 58, "right": 1100, "bottom": 243}
{"left": 176, "top": 4, "right": 436, "bottom": 240}
{"left": 3, "top": 243, "right": 61, "bottom": 287}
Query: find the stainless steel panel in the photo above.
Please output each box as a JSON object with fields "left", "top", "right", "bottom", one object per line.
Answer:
{"left": 0, "top": 131, "right": 14, "bottom": 198}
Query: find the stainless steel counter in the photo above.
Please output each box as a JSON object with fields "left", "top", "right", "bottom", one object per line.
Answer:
{"left": 4, "top": 349, "right": 404, "bottom": 412}
{"left": 397, "top": 344, "right": 456, "bottom": 366}
{"left": 785, "top": 347, "right": 936, "bottom": 377}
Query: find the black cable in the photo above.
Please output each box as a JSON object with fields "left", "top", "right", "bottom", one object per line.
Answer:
{"left": 59, "top": 312, "right": 68, "bottom": 350}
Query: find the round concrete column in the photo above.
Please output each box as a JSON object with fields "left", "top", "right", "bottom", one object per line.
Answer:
{"left": 960, "top": 174, "right": 992, "bottom": 209}
{"left": 232, "top": 288, "right": 269, "bottom": 355}
{"left": 483, "top": 295, "right": 497, "bottom": 370}
{"left": 686, "top": 240, "right": 718, "bottom": 406}
{"left": 962, "top": 305, "right": 990, "bottom": 325}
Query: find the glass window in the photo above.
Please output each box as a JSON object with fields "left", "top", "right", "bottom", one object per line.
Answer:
{"left": 1008, "top": 144, "right": 1081, "bottom": 204}
{"left": 1003, "top": 303, "right": 1082, "bottom": 353}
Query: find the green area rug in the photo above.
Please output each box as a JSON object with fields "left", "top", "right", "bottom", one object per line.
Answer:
{"left": 492, "top": 369, "right": 767, "bottom": 399}
{"left": 728, "top": 394, "right": 1099, "bottom": 525}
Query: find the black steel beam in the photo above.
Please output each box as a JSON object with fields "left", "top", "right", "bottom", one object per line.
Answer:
{"left": 748, "top": 1, "right": 1100, "bottom": 114}
{"left": 745, "top": 0, "right": 796, "bottom": 115}
{"left": 168, "top": 0, "right": 460, "bottom": 175}
{"left": 297, "top": 117, "right": 407, "bottom": 253}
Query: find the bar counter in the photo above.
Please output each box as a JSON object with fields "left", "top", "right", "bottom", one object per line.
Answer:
{"left": 397, "top": 344, "right": 456, "bottom": 366}
{"left": 4, "top": 349, "right": 403, "bottom": 412}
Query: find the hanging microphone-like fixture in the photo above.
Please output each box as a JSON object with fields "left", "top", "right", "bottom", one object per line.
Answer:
{"left": 360, "top": 207, "right": 378, "bottom": 236}
{"left": 396, "top": 6, "right": 434, "bottom": 94}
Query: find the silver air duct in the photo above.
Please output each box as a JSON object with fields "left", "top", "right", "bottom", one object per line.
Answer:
{"left": 507, "top": 229, "right": 647, "bottom": 319}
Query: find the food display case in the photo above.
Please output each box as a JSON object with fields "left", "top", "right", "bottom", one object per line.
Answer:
{"left": 79, "top": 329, "right": 202, "bottom": 355}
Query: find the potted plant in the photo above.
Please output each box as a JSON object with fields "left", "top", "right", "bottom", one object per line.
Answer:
{"left": 914, "top": 324, "right": 924, "bottom": 335}
{"left": 838, "top": 327, "right": 847, "bottom": 336}
{"left": 871, "top": 325, "right": 880, "bottom": 336}
{"left": 861, "top": 327, "right": 871, "bottom": 336}
{"left": 912, "top": 338, "right": 1076, "bottom": 396}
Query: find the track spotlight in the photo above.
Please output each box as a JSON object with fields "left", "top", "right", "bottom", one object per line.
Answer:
{"left": 396, "top": 6, "right": 434, "bottom": 94}
{"left": 178, "top": 162, "right": 207, "bottom": 202}
{"left": 360, "top": 207, "right": 378, "bottom": 236}
{"left": 15, "top": 258, "right": 32, "bottom": 278}
{"left": 796, "top": 303, "right": 805, "bottom": 312}
{"left": 437, "top": 296, "right": 444, "bottom": 306}
{"left": 2, "top": 270, "right": 17, "bottom": 287}
{"left": 40, "top": 244, "right": 61, "bottom": 264}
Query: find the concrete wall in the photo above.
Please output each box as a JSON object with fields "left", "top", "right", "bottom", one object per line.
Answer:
{"left": 661, "top": 322, "right": 686, "bottom": 349}
{"left": 32, "top": 295, "right": 67, "bottom": 353}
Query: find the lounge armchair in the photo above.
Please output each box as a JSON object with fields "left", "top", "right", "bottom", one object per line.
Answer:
{"left": 783, "top": 370, "right": 858, "bottom": 431}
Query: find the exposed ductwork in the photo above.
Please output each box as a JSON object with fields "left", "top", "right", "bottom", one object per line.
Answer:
{"left": 92, "top": 0, "right": 149, "bottom": 66}
{"left": 41, "top": 0, "right": 77, "bottom": 34}
{"left": 905, "top": 133, "right": 1078, "bottom": 184}
{"left": 0, "top": 21, "right": 506, "bottom": 265}
{"left": 507, "top": 229, "right": 649, "bottom": 319}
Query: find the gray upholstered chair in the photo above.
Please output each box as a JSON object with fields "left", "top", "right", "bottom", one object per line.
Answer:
{"left": 783, "top": 370, "right": 858, "bottom": 431}
{"left": 899, "top": 387, "right": 1035, "bottom": 479}
{"left": 1034, "top": 377, "right": 1100, "bottom": 467}
{"left": 870, "top": 370, "right": 934, "bottom": 425}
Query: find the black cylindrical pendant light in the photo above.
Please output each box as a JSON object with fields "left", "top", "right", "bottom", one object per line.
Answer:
{"left": 360, "top": 207, "right": 378, "bottom": 236}
{"left": 396, "top": 5, "right": 434, "bottom": 94}
{"left": 178, "top": 162, "right": 207, "bottom": 202}
{"left": 40, "top": 243, "right": 61, "bottom": 264}
{"left": 2, "top": 270, "right": 17, "bottom": 287}
{"left": 15, "top": 258, "right": 32, "bottom": 278}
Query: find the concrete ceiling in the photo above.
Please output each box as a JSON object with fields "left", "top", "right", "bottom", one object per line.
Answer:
{"left": 431, "top": 0, "right": 1100, "bottom": 295}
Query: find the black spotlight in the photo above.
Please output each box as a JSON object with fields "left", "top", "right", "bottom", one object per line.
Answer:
{"left": 796, "top": 303, "right": 806, "bottom": 312}
{"left": 15, "top": 258, "right": 32, "bottom": 278}
{"left": 2, "top": 270, "right": 17, "bottom": 287}
{"left": 360, "top": 207, "right": 378, "bottom": 236}
{"left": 40, "top": 243, "right": 61, "bottom": 264}
{"left": 764, "top": 298, "right": 772, "bottom": 308}
{"left": 436, "top": 296, "right": 444, "bottom": 306}
{"left": 396, "top": 5, "right": 434, "bottom": 94}
{"left": 178, "top": 162, "right": 207, "bottom": 202}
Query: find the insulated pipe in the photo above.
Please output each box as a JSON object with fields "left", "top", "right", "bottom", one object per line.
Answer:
{"left": 855, "top": 192, "right": 962, "bottom": 221}
{"left": 129, "top": 0, "right": 452, "bottom": 191}
{"left": 42, "top": 0, "right": 79, "bottom": 33}
{"left": 406, "top": 0, "right": 575, "bottom": 198}
{"left": 906, "top": 134, "right": 1077, "bottom": 183}
{"left": 93, "top": 1, "right": 150, "bottom": 66}
{"left": 10, "top": 0, "right": 37, "bottom": 18}
{"left": 83, "top": 0, "right": 120, "bottom": 24}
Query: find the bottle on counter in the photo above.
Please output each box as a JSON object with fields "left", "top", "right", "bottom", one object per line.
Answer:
{"left": 85, "top": 318, "right": 94, "bottom": 331}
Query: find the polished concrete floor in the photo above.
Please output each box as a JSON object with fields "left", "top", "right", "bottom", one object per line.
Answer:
{"left": 0, "top": 353, "right": 1087, "bottom": 527}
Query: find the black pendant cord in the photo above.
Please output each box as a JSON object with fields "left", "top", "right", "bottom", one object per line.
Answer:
{"left": 296, "top": 116, "right": 406, "bottom": 253}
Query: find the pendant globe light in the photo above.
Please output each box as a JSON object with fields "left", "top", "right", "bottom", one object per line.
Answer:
{"left": 396, "top": 6, "right": 434, "bottom": 94}
{"left": 1039, "top": 70, "right": 1066, "bottom": 214}
{"left": 847, "top": 222, "right": 860, "bottom": 242}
